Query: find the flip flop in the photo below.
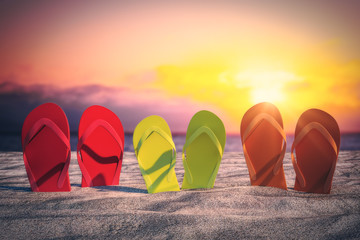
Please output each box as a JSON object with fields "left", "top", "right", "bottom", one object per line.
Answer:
{"left": 21, "top": 103, "right": 71, "bottom": 192}
{"left": 240, "top": 102, "right": 287, "bottom": 190}
{"left": 77, "top": 105, "right": 124, "bottom": 187}
{"left": 291, "top": 109, "right": 340, "bottom": 194}
{"left": 182, "top": 110, "right": 226, "bottom": 189}
{"left": 133, "top": 115, "right": 179, "bottom": 193}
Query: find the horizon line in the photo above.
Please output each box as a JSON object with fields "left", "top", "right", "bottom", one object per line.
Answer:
{"left": 1, "top": 131, "right": 359, "bottom": 136}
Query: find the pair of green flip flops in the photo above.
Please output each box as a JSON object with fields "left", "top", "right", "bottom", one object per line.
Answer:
{"left": 133, "top": 111, "right": 226, "bottom": 193}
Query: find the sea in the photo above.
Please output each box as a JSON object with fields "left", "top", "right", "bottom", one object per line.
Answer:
{"left": 1, "top": 133, "right": 359, "bottom": 152}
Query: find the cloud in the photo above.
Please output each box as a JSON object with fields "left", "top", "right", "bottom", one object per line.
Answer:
{"left": 0, "top": 81, "right": 221, "bottom": 133}
{"left": 155, "top": 61, "right": 360, "bottom": 133}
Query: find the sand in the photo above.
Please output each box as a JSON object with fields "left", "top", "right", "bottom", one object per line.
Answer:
{"left": 0, "top": 151, "right": 359, "bottom": 239}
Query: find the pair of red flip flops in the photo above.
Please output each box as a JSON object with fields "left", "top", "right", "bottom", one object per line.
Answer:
{"left": 22, "top": 103, "right": 124, "bottom": 192}
{"left": 241, "top": 102, "right": 340, "bottom": 194}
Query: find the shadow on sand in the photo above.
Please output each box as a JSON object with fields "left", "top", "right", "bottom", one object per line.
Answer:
{"left": 93, "top": 185, "right": 147, "bottom": 193}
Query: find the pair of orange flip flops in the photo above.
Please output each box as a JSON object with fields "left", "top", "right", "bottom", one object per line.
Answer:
{"left": 241, "top": 102, "right": 340, "bottom": 194}
{"left": 22, "top": 103, "right": 124, "bottom": 192}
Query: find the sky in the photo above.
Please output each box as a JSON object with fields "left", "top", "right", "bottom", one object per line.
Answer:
{"left": 0, "top": 0, "right": 359, "bottom": 134}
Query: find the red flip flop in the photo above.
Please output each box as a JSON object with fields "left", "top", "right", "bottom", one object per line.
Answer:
{"left": 22, "top": 103, "right": 71, "bottom": 192}
{"left": 77, "top": 105, "right": 124, "bottom": 187}
{"left": 292, "top": 109, "right": 340, "bottom": 194}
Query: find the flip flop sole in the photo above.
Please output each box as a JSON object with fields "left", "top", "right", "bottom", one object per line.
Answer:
{"left": 22, "top": 103, "right": 71, "bottom": 192}
{"left": 293, "top": 109, "right": 340, "bottom": 193}
{"left": 133, "top": 116, "right": 180, "bottom": 193}
{"left": 241, "top": 102, "right": 287, "bottom": 190}
{"left": 182, "top": 110, "right": 226, "bottom": 189}
{"left": 78, "top": 105, "right": 124, "bottom": 187}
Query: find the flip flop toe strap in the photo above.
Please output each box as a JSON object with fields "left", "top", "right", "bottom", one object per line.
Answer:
{"left": 135, "top": 126, "right": 177, "bottom": 185}
{"left": 23, "top": 118, "right": 70, "bottom": 191}
{"left": 77, "top": 119, "right": 124, "bottom": 187}
{"left": 182, "top": 126, "right": 223, "bottom": 188}
{"left": 291, "top": 122, "right": 338, "bottom": 192}
{"left": 242, "top": 113, "right": 286, "bottom": 181}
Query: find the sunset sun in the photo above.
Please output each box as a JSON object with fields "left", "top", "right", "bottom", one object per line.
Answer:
{"left": 251, "top": 87, "right": 284, "bottom": 104}
{"left": 234, "top": 69, "right": 301, "bottom": 104}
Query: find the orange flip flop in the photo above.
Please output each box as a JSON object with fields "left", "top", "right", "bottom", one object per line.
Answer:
{"left": 241, "top": 102, "right": 287, "bottom": 190}
{"left": 291, "top": 109, "right": 340, "bottom": 194}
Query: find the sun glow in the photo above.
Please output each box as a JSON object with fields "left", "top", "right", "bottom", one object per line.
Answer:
{"left": 251, "top": 88, "right": 284, "bottom": 104}
{"left": 235, "top": 70, "right": 302, "bottom": 104}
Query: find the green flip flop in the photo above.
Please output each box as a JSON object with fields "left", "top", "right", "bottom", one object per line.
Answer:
{"left": 182, "top": 110, "right": 226, "bottom": 189}
{"left": 133, "top": 115, "right": 180, "bottom": 193}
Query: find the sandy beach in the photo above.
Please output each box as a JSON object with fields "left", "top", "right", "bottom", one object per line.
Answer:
{"left": 0, "top": 151, "right": 359, "bottom": 239}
